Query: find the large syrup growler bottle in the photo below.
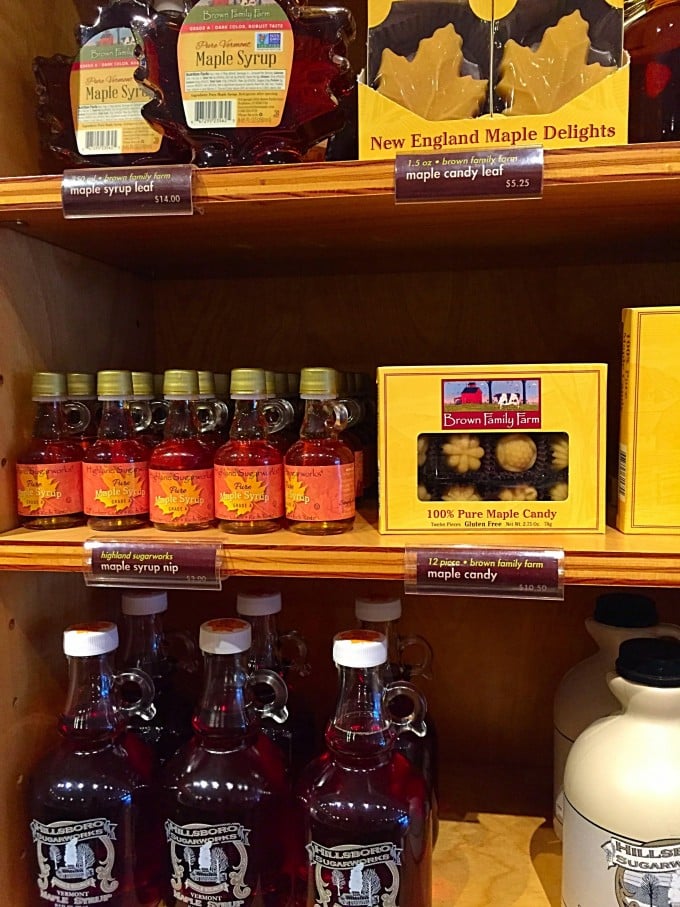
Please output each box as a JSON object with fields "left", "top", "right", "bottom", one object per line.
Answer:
{"left": 237, "top": 590, "right": 314, "bottom": 774}
{"left": 28, "top": 621, "right": 163, "bottom": 907}
{"left": 16, "top": 372, "right": 89, "bottom": 530}
{"left": 355, "top": 594, "right": 440, "bottom": 848}
{"left": 295, "top": 630, "right": 432, "bottom": 907}
{"left": 162, "top": 618, "right": 292, "bottom": 907}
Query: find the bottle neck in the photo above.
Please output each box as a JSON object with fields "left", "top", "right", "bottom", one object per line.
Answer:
{"left": 97, "top": 399, "right": 136, "bottom": 440}
{"left": 300, "top": 398, "right": 336, "bottom": 440}
{"left": 164, "top": 399, "right": 202, "bottom": 440}
{"left": 230, "top": 398, "right": 268, "bottom": 441}
{"left": 193, "top": 652, "right": 256, "bottom": 745}
{"left": 32, "top": 400, "right": 68, "bottom": 440}
{"left": 586, "top": 619, "right": 658, "bottom": 663}
{"left": 59, "top": 653, "right": 120, "bottom": 747}
{"left": 358, "top": 619, "right": 399, "bottom": 680}
{"left": 246, "top": 614, "right": 280, "bottom": 673}
{"left": 119, "top": 613, "right": 167, "bottom": 679}
{"left": 609, "top": 675, "right": 680, "bottom": 719}
{"left": 326, "top": 664, "right": 394, "bottom": 763}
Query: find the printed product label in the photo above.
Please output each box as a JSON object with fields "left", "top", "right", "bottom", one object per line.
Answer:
{"left": 562, "top": 796, "right": 680, "bottom": 906}
{"left": 83, "top": 462, "right": 149, "bottom": 516}
{"left": 178, "top": 0, "right": 294, "bottom": 129}
{"left": 285, "top": 463, "right": 355, "bottom": 522}
{"left": 16, "top": 462, "right": 83, "bottom": 516}
{"left": 214, "top": 463, "right": 284, "bottom": 520}
{"left": 30, "top": 817, "right": 119, "bottom": 904}
{"left": 70, "top": 27, "right": 162, "bottom": 156}
{"left": 165, "top": 819, "right": 251, "bottom": 906}
{"left": 150, "top": 468, "right": 214, "bottom": 525}
{"left": 306, "top": 840, "right": 402, "bottom": 907}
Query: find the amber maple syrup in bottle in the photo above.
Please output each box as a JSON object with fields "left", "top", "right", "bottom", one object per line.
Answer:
{"left": 66, "top": 372, "right": 100, "bottom": 451}
{"left": 28, "top": 621, "right": 163, "bottom": 907}
{"left": 285, "top": 368, "right": 355, "bottom": 535}
{"left": 162, "top": 618, "right": 292, "bottom": 907}
{"left": 295, "top": 630, "right": 432, "bottom": 907}
{"left": 83, "top": 371, "right": 151, "bottom": 531}
{"left": 214, "top": 368, "right": 286, "bottom": 534}
{"left": 149, "top": 369, "right": 215, "bottom": 531}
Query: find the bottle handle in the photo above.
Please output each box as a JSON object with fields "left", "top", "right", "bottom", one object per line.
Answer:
{"left": 337, "top": 397, "right": 363, "bottom": 429}
{"left": 383, "top": 681, "right": 427, "bottom": 738}
{"left": 326, "top": 401, "right": 349, "bottom": 433}
{"left": 130, "top": 401, "right": 152, "bottom": 433}
{"left": 150, "top": 399, "right": 169, "bottom": 430}
{"left": 113, "top": 668, "right": 156, "bottom": 721}
{"left": 62, "top": 401, "right": 91, "bottom": 436}
{"left": 398, "top": 634, "right": 433, "bottom": 680}
{"left": 165, "top": 629, "right": 200, "bottom": 673}
{"left": 195, "top": 401, "right": 218, "bottom": 434}
{"left": 249, "top": 669, "right": 289, "bottom": 724}
{"left": 263, "top": 398, "right": 295, "bottom": 435}
{"left": 278, "top": 630, "right": 311, "bottom": 678}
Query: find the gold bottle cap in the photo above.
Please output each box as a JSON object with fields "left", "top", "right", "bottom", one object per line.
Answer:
{"left": 197, "top": 371, "right": 216, "bottom": 398}
{"left": 67, "top": 372, "right": 96, "bottom": 397}
{"left": 214, "top": 372, "right": 230, "bottom": 398}
{"left": 230, "top": 368, "right": 267, "bottom": 397}
{"left": 299, "top": 367, "right": 339, "bottom": 399}
{"left": 131, "top": 371, "right": 154, "bottom": 397}
{"left": 97, "top": 370, "right": 133, "bottom": 398}
{"left": 163, "top": 369, "right": 200, "bottom": 397}
{"left": 32, "top": 372, "right": 67, "bottom": 398}
{"left": 265, "top": 371, "right": 276, "bottom": 397}
{"left": 287, "top": 372, "right": 299, "bottom": 396}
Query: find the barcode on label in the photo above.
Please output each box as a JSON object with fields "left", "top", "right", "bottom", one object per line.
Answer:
{"left": 82, "top": 129, "right": 122, "bottom": 153}
{"left": 618, "top": 445, "right": 627, "bottom": 499}
{"left": 193, "top": 99, "right": 236, "bottom": 126}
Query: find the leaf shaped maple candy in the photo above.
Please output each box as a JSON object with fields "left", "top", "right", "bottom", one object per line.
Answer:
{"left": 496, "top": 10, "right": 616, "bottom": 115}
{"left": 376, "top": 24, "right": 488, "bottom": 120}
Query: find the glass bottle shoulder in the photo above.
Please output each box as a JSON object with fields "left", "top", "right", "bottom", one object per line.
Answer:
{"left": 83, "top": 438, "right": 150, "bottom": 464}
{"left": 18, "top": 438, "right": 84, "bottom": 464}
{"left": 215, "top": 439, "right": 283, "bottom": 467}
{"left": 285, "top": 438, "right": 354, "bottom": 467}
{"left": 150, "top": 438, "right": 214, "bottom": 470}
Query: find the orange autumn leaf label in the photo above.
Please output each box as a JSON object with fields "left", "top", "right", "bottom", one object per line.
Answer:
{"left": 149, "top": 469, "right": 214, "bottom": 524}
{"left": 214, "top": 464, "right": 283, "bottom": 521}
{"left": 16, "top": 462, "right": 83, "bottom": 516}
{"left": 285, "top": 464, "right": 355, "bottom": 521}
{"left": 83, "top": 462, "right": 149, "bottom": 516}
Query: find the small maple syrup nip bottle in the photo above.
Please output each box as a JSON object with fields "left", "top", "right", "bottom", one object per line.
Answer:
{"left": 132, "top": 371, "right": 167, "bottom": 448}
{"left": 16, "top": 372, "right": 89, "bottom": 530}
{"left": 285, "top": 368, "right": 355, "bottom": 535}
{"left": 214, "top": 368, "right": 288, "bottom": 534}
{"left": 28, "top": 621, "right": 163, "bottom": 907}
{"left": 149, "top": 369, "right": 215, "bottom": 531}
{"left": 197, "top": 371, "right": 231, "bottom": 452}
{"left": 83, "top": 371, "right": 151, "bottom": 531}
{"left": 162, "top": 618, "right": 292, "bottom": 907}
{"left": 66, "top": 372, "right": 99, "bottom": 450}
{"left": 295, "top": 630, "right": 432, "bottom": 907}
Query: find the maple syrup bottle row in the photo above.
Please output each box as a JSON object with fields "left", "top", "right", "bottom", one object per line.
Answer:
{"left": 27, "top": 591, "right": 435, "bottom": 907}
{"left": 16, "top": 368, "right": 377, "bottom": 536}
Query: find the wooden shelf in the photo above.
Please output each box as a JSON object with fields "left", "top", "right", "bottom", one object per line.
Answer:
{"left": 1, "top": 509, "right": 679, "bottom": 585}
{"left": 0, "top": 144, "right": 678, "bottom": 277}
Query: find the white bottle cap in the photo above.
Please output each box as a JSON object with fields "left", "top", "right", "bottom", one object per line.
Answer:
{"left": 200, "top": 618, "right": 252, "bottom": 655}
{"left": 121, "top": 590, "right": 168, "bottom": 616}
{"left": 236, "top": 591, "right": 282, "bottom": 617}
{"left": 64, "top": 622, "right": 119, "bottom": 657}
{"left": 355, "top": 595, "right": 402, "bottom": 622}
{"left": 333, "top": 630, "right": 387, "bottom": 668}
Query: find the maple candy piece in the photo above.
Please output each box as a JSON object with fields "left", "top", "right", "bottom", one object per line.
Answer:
{"left": 495, "top": 433, "right": 537, "bottom": 472}
{"left": 496, "top": 10, "right": 616, "bottom": 115}
{"left": 441, "top": 433, "right": 484, "bottom": 473}
{"left": 377, "top": 23, "right": 488, "bottom": 119}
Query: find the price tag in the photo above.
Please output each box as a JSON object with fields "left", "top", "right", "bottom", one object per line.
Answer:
{"left": 62, "top": 164, "right": 193, "bottom": 219}
{"left": 84, "top": 539, "right": 222, "bottom": 590}
{"left": 404, "top": 545, "right": 564, "bottom": 600}
{"left": 394, "top": 146, "right": 543, "bottom": 204}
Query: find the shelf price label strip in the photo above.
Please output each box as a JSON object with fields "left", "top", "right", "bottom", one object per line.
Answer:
{"left": 62, "top": 164, "right": 194, "bottom": 219}
{"left": 404, "top": 545, "right": 564, "bottom": 600}
{"left": 83, "top": 539, "right": 222, "bottom": 590}
{"left": 394, "top": 146, "right": 544, "bottom": 204}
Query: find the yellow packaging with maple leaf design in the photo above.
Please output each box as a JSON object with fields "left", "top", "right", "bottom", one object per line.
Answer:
{"left": 360, "top": 0, "right": 627, "bottom": 158}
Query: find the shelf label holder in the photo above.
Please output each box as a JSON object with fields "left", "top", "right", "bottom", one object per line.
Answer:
{"left": 83, "top": 539, "right": 222, "bottom": 591}
{"left": 394, "top": 146, "right": 544, "bottom": 204}
{"left": 404, "top": 545, "right": 564, "bottom": 600}
{"left": 62, "top": 164, "right": 194, "bottom": 219}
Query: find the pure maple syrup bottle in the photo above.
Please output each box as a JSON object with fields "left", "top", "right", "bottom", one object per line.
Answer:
{"left": 16, "top": 372, "right": 89, "bottom": 530}
{"left": 236, "top": 590, "right": 314, "bottom": 774}
{"left": 263, "top": 371, "right": 297, "bottom": 457}
{"left": 133, "top": 0, "right": 355, "bottom": 167}
{"left": 285, "top": 367, "right": 355, "bottom": 535}
{"left": 214, "top": 368, "right": 286, "bottom": 534}
{"left": 28, "top": 621, "right": 163, "bottom": 907}
{"left": 197, "top": 371, "right": 231, "bottom": 452}
{"left": 162, "top": 618, "right": 292, "bottom": 907}
{"left": 295, "top": 630, "right": 432, "bottom": 907}
{"left": 625, "top": 0, "right": 680, "bottom": 141}
{"left": 149, "top": 369, "right": 216, "bottom": 531}
{"left": 83, "top": 371, "right": 151, "bottom": 532}
{"left": 67, "top": 372, "right": 100, "bottom": 451}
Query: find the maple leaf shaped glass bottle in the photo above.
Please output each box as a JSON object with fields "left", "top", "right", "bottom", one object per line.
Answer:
{"left": 132, "top": 0, "right": 355, "bottom": 166}
{"left": 162, "top": 618, "right": 292, "bottom": 907}
{"left": 83, "top": 371, "right": 151, "bottom": 531}
{"left": 284, "top": 367, "right": 355, "bottom": 535}
{"left": 294, "top": 630, "right": 432, "bottom": 907}
{"left": 16, "top": 372, "right": 89, "bottom": 530}
{"left": 149, "top": 369, "right": 216, "bottom": 531}
{"left": 28, "top": 621, "right": 163, "bottom": 907}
